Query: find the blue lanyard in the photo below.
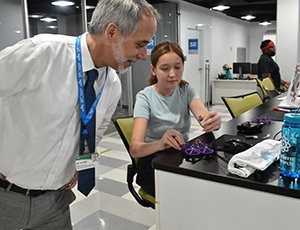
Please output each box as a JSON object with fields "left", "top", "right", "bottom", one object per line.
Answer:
{"left": 75, "top": 35, "right": 108, "bottom": 127}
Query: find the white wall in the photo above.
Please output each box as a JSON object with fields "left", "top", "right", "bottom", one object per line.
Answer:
{"left": 178, "top": 1, "right": 276, "bottom": 89}
{"left": 178, "top": 1, "right": 212, "bottom": 79}
{"left": 248, "top": 22, "right": 277, "bottom": 63}
{"left": 277, "top": 0, "right": 300, "bottom": 82}
{"left": 210, "top": 11, "right": 249, "bottom": 79}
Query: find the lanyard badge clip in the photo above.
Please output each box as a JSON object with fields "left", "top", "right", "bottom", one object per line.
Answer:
{"left": 83, "top": 139, "right": 90, "bottom": 154}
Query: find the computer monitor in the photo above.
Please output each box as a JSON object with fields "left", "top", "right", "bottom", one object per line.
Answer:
{"left": 251, "top": 63, "right": 258, "bottom": 74}
{"left": 233, "top": 62, "right": 251, "bottom": 78}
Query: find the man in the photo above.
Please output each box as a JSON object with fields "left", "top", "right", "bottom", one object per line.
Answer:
{"left": 0, "top": 0, "right": 160, "bottom": 229}
{"left": 257, "top": 39, "right": 290, "bottom": 90}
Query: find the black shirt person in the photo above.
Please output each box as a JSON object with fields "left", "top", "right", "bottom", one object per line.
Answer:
{"left": 257, "top": 39, "right": 290, "bottom": 90}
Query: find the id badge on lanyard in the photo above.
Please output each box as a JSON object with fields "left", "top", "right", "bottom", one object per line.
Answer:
{"left": 76, "top": 153, "right": 99, "bottom": 171}
{"left": 75, "top": 35, "right": 108, "bottom": 170}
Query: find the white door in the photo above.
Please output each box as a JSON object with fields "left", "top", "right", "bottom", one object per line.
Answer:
{"left": 184, "top": 27, "right": 206, "bottom": 105}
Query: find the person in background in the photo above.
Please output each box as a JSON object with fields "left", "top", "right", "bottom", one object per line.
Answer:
{"left": 257, "top": 39, "right": 290, "bottom": 91}
{"left": 130, "top": 41, "right": 221, "bottom": 197}
{"left": 0, "top": 0, "right": 160, "bottom": 229}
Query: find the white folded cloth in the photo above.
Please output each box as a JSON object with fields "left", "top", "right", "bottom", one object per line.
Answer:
{"left": 227, "top": 139, "right": 281, "bottom": 178}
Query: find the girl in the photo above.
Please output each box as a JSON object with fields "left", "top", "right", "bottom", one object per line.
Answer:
{"left": 130, "top": 41, "right": 221, "bottom": 197}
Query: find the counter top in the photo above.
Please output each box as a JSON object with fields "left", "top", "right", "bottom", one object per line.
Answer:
{"left": 153, "top": 93, "right": 300, "bottom": 200}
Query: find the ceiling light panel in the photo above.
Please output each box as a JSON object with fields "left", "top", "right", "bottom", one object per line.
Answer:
{"left": 212, "top": 5, "right": 230, "bottom": 11}
{"left": 51, "top": 1, "right": 75, "bottom": 7}
{"left": 40, "top": 17, "right": 57, "bottom": 22}
{"left": 259, "top": 21, "right": 272, "bottom": 26}
{"left": 241, "top": 15, "right": 256, "bottom": 20}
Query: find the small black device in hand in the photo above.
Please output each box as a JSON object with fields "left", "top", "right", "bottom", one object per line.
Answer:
{"left": 197, "top": 115, "right": 204, "bottom": 127}
{"left": 237, "top": 121, "right": 264, "bottom": 134}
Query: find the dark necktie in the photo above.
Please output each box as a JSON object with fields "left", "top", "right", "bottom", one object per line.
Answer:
{"left": 78, "top": 69, "right": 98, "bottom": 196}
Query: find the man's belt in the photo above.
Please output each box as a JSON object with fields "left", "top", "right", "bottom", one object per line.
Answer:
{"left": 0, "top": 178, "right": 48, "bottom": 197}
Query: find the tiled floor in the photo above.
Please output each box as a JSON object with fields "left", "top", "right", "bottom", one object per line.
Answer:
{"left": 70, "top": 104, "right": 231, "bottom": 230}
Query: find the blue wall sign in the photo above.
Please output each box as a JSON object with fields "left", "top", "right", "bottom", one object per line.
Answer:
{"left": 188, "top": 38, "right": 198, "bottom": 54}
{"left": 147, "top": 35, "right": 156, "bottom": 55}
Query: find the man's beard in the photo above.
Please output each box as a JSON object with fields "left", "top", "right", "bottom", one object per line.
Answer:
{"left": 112, "top": 38, "right": 130, "bottom": 74}
{"left": 113, "top": 38, "right": 137, "bottom": 74}
{"left": 269, "top": 51, "right": 276, "bottom": 57}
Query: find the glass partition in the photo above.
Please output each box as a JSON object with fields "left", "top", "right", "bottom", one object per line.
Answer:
{"left": 0, "top": 0, "right": 97, "bottom": 50}
{"left": 0, "top": 0, "right": 24, "bottom": 50}
{"left": 27, "top": 0, "right": 83, "bottom": 37}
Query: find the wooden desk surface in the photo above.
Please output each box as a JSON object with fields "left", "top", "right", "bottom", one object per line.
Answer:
{"left": 153, "top": 93, "right": 300, "bottom": 199}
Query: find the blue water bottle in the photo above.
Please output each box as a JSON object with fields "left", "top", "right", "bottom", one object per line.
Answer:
{"left": 279, "top": 113, "right": 300, "bottom": 178}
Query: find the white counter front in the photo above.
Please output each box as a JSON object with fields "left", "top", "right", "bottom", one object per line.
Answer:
{"left": 212, "top": 79, "right": 257, "bottom": 104}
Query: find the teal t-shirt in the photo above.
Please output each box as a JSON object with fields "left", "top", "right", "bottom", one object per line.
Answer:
{"left": 133, "top": 83, "right": 200, "bottom": 143}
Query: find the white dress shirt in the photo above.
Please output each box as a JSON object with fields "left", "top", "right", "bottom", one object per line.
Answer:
{"left": 0, "top": 33, "right": 121, "bottom": 189}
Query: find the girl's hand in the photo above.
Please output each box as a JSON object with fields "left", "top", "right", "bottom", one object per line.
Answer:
{"left": 201, "top": 111, "right": 221, "bottom": 133}
{"left": 158, "top": 129, "right": 185, "bottom": 151}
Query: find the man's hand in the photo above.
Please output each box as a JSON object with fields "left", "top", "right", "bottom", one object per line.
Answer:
{"left": 60, "top": 171, "right": 78, "bottom": 190}
{"left": 284, "top": 82, "right": 290, "bottom": 88}
{"left": 0, "top": 172, "right": 6, "bottom": 180}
